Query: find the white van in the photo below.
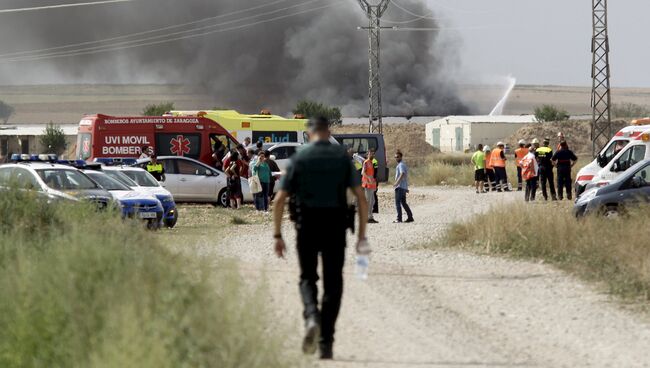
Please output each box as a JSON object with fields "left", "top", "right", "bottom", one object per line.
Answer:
{"left": 575, "top": 125, "right": 650, "bottom": 196}
{"left": 583, "top": 129, "right": 650, "bottom": 192}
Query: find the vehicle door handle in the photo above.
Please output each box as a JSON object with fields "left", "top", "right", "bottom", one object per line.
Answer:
{"left": 180, "top": 178, "right": 187, "bottom": 182}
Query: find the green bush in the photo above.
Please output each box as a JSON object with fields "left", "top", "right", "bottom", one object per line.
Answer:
{"left": 143, "top": 102, "right": 175, "bottom": 116}
{"left": 292, "top": 100, "right": 342, "bottom": 125}
{"left": 0, "top": 191, "right": 292, "bottom": 367}
{"left": 0, "top": 100, "right": 14, "bottom": 124}
{"left": 534, "top": 104, "right": 570, "bottom": 122}
{"left": 39, "top": 122, "right": 67, "bottom": 155}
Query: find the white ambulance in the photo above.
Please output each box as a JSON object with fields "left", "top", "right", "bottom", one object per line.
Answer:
{"left": 584, "top": 128, "right": 650, "bottom": 192}
{"left": 575, "top": 123, "right": 650, "bottom": 196}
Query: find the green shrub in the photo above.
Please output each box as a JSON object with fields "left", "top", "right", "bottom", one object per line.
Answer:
{"left": 0, "top": 191, "right": 293, "bottom": 367}
{"left": 534, "top": 104, "right": 570, "bottom": 122}
{"left": 143, "top": 102, "right": 174, "bottom": 116}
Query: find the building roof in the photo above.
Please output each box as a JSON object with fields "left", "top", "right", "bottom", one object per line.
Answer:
{"left": 342, "top": 116, "right": 438, "bottom": 125}
{"left": 0, "top": 124, "right": 78, "bottom": 136}
{"left": 430, "top": 115, "right": 537, "bottom": 124}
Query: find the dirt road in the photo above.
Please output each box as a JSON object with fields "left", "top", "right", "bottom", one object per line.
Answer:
{"left": 198, "top": 187, "right": 650, "bottom": 368}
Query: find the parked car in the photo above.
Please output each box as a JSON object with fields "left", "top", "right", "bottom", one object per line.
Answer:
{"left": 332, "top": 133, "right": 389, "bottom": 182}
{"left": 84, "top": 170, "right": 164, "bottom": 228}
{"left": 135, "top": 156, "right": 254, "bottom": 207}
{"left": 266, "top": 142, "right": 302, "bottom": 172}
{"left": 574, "top": 159, "right": 650, "bottom": 217}
{"left": 102, "top": 166, "right": 178, "bottom": 227}
{"left": 0, "top": 160, "right": 112, "bottom": 208}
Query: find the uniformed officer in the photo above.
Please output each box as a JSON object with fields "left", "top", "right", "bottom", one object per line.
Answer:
{"left": 146, "top": 155, "right": 165, "bottom": 182}
{"left": 536, "top": 138, "right": 557, "bottom": 201}
{"left": 272, "top": 116, "right": 370, "bottom": 360}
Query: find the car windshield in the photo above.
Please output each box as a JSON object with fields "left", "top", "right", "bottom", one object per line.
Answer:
{"left": 122, "top": 170, "right": 160, "bottom": 187}
{"left": 104, "top": 170, "right": 138, "bottom": 187}
{"left": 36, "top": 169, "right": 98, "bottom": 190}
{"left": 86, "top": 172, "right": 131, "bottom": 191}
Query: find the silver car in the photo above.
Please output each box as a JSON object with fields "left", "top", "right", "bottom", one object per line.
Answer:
{"left": 136, "top": 156, "right": 253, "bottom": 207}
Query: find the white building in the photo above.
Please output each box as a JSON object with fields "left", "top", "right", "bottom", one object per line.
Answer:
{"left": 425, "top": 115, "right": 537, "bottom": 152}
{"left": 0, "top": 124, "right": 78, "bottom": 160}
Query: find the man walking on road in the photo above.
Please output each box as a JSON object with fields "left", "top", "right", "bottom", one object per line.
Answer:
{"left": 536, "top": 138, "right": 557, "bottom": 201}
{"left": 471, "top": 144, "right": 486, "bottom": 194}
{"left": 394, "top": 150, "right": 414, "bottom": 223}
{"left": 272, "top": 117, "right": 370, "bottom": 360}
{"left": 362, "top": 149, "right": 378, "bottom": 223}
{"left": 552, "top": 141, "right": 578, "bottom": 200}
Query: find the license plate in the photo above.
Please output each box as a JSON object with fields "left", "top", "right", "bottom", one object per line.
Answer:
{"left": 138, "top": 212, "right": 157, "bottom": 219}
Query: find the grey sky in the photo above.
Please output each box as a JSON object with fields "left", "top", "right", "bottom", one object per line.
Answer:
{"left": 413, "top": 0, "right": 649, "bottom": 87}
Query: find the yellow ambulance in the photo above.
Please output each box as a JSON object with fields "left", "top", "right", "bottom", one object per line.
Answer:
{"left": 171, "top": 110, "right": 309, "bottom": 144}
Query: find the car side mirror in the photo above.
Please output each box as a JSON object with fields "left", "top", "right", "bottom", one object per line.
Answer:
{"left": 270, "top": 155, "right": 277, "bottom": 161}
{"left": 632, "top": 176, "right": 644, "bottom": 188}
{"left": 205, "top": 170, "right": 214, "bottom": 176}
{"left": 612, "top": 161, "right": 620, "bottom": 172}
{"left": 596, "top": 154, "right": 605, "bottom": 167}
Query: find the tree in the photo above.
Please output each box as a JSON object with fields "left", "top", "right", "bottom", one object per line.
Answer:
{"left": 534, "top": 105, "right": 570, "bottom": 122}
{"left": 40, "top": 122, "right": 67, "bottom": 155}
{"left": 612, "top": 103, "right": 650, "bottom": 119}
{"left": 0, "top": 100, "right": 15, "bottom": 124}
{"left": 142, "top": 102, "right": 175, "bottom": 116}
{"left": 292, "top": 100, "right": 342, "bottom": 126}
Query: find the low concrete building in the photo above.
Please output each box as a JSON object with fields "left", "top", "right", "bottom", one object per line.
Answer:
{"left": 0, "top": 124, "right": 78, "bottom": 160}
{"left": 425, "top": 115, "right": 537, "bottom": 152}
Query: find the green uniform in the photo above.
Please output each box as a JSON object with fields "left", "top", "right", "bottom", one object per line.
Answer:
{"left": 278, "top": 140, "right": 360, "bottom": 349}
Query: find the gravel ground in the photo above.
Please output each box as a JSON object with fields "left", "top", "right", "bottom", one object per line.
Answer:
{"left": 195, "top": 187, "right": 650, "bottom": 368}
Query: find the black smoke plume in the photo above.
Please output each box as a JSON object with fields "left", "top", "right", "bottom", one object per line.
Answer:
{"left": 0, "top": 0, "right": 470, "bottom": 116}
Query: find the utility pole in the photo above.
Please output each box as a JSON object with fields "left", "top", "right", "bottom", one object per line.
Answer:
{"left": 357, "top": 0, "right": 391, "bottom": 134}
{"left": 591, "top": 0, "right": 612, "bottom": 156}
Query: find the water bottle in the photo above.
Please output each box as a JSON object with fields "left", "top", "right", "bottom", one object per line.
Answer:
{"left": 355, "top": 255, "right": 369, "bottom": 280}
{"left": 355, "top": 239, "right": 371, "bottom": 280}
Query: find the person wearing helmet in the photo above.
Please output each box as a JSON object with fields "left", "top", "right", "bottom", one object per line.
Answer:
{"left": 514, "top": 139, "right": 527, "bottom": 191}
{"left": 556, "top": 132, "right": 567, "bottom": 151}
{"left": 483, "top": 145, "right": 495, "bottom": 192}
{"left": 489, "top": 141, "right": 509, "bottom": 192}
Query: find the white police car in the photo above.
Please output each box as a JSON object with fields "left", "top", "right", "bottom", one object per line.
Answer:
{"left": 83, "top": 169, "right": 164, "bottom": 229}
{"left": 0, "top": 154, "right": 112, "bottom": 208}
{"left": 102, "top": 165, "right": 178, "bottom": 228}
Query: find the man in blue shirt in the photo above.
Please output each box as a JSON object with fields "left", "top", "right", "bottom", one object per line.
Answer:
{"left": 393, "top": 150, "right": 414, "bottom": 223}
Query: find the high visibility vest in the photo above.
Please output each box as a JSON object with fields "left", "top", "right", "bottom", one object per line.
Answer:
{"left": 490, "top": 148, "right": 506, "bottom": 167}
{"left": 536, "top": 146, "right": 552, "bottom": 158}
{"left": 361, "top": 159, "right": 377, "bottom": 189}
{"left": 485, "top": 152, "right": 493, "bottom": 170}
{"left": 146, "top": 163, "right": 163, "bottom": 174}
{"left": 515, "top": 147, "right": 527, "bottom": 167}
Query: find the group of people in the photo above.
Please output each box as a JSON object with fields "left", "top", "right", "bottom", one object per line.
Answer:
{"left": 354, "top": 147, "right": 414, "bottom": 224}
{"left": 216, "top": 139, "right": 279, "bottom": 211}
{"left": 471, "top": 132, "right": 579, "bottom": 202}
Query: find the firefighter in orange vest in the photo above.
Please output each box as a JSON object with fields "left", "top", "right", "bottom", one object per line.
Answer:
{"left": 514, "top": 139, "right": 527, "bottom": 191}
{"left": 483, "top": 145, "right": 495, "bottom": 192}
{"left": 362, "top": 148, "right": 378, "bottom": 224}
{"left": 489, "top": 142, "right": 509, "bottom": 192}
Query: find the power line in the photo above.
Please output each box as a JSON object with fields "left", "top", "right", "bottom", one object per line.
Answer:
{"left": 0, "top": 0, "right": 133, "bottom": 14}
{"left": 0, "top": 0, "right": 293, "bottom": 57}
{"left": 0, "top": 1, "right": 344, "bottom": 63}
{"left": 0, "top": 0, "right": 328, "bottom": 61}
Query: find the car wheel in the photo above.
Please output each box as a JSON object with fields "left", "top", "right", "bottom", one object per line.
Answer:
{"left": 164, "top": 211, "right": 178, "bottom": 228}
{"left": 218, "top": 188, "right": 229, "bottom": 208}
{"left": 602, "top": 205, "right": 620, "bottom": 218}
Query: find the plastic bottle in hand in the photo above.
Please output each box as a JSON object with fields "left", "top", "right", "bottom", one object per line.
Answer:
{"left": 355, "top": 239, "right": 371, "bottom": 280}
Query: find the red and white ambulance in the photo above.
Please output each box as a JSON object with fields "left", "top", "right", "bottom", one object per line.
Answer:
{"left": 75, "top": 114, "right": 238, "bottom": 167}
{"left": 575, "top": 123, "right": 650, "bottom": 196}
